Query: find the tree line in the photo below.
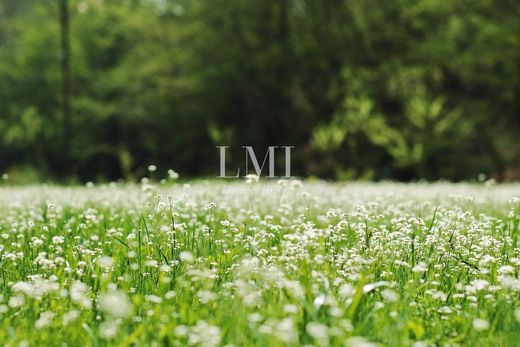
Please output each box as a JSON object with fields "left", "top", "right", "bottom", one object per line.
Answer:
{"left": 0, "top": 0, "right": 518, "bottom": 182}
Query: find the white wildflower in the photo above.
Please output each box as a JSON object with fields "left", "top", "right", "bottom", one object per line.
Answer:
{"left": 99, "top": 320, "right": 119, "bottom": 339}
{"left": 363, "top": 281, "right": 389, "bottom": 293}
{"left": 381, "top": 289, "right": 399, "bottom": 303}
{"left": 472, "top": 318, "right": 489, "bottom": 331}
{"left": 179, "top": 251, "right": 194, "bottom": 264}
{"left": 145, "top": 294, "right": 162, "bottom": 304}
{"left": 98, "top": 289, "right": 132, "bottom": 318}
{"left": 346, "top": 336, "right": 378, "bottom": 347}
{"left": 306, "top": 322, "right": 329, "bottom": 346}
{"left": 35, "top": 311, "right": 54, "bottom": 329}
{"left": 245, "top": 174, "right": 259, "bottom": 184}
{"left": 168, "top": 169, "right": 179, "bottom": 180}
{"left": 97, "top": 256, "right": 114, "bottom": 269}
{"left": 8, "top": 295, "right": 24, "bottom": 308}
{"left": 70, "top": 281, "right": 92, "bottom": 309}
{"left": 63, "top": 310, "right": 79, "bottom": 325}
{"left": 412, "top": 262, "right": 428, "bottom": 273}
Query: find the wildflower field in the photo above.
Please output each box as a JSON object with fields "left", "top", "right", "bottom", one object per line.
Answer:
{"left": 0, "top": 181, "right": 519, "bottom": 347}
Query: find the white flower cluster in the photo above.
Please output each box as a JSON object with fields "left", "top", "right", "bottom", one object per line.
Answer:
{"left": 0, "top": 182, "right": 518, "bottom": 345}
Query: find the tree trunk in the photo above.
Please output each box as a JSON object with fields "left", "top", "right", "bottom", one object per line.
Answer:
{"left": 59, "top": 0, "right": 71, "bottom": 178}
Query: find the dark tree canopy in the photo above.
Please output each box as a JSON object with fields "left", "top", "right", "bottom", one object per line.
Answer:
{"left": 0, "top": 0, "right": 518, "bottom": 182}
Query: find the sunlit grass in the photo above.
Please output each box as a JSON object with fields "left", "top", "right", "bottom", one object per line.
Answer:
{"left": 0, "top": 181, "right": 519, "bottom": 346}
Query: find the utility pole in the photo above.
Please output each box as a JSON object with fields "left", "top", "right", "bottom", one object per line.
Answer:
{"left": 59, "top": 0, "right": 71, "bottom": 178}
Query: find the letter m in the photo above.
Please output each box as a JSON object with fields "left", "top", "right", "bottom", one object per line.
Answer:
{"left": 243, "top": 146, "right": 277, "bottom": 178}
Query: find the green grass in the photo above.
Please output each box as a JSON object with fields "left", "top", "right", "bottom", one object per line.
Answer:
{"left": 0, "top": 181, "right": 519, "bottom": 346}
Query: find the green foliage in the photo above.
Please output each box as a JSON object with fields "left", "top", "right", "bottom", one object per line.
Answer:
{"left": 0, "top": 0, "right": 518, "bottom": 181}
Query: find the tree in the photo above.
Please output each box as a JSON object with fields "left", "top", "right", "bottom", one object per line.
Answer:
{"left": 59, "top": 0, "right": 72, "bottom": 177}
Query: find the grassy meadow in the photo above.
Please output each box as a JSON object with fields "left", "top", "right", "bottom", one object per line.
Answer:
{"left": 0, "top": 181, "right": 519, "bottom": 346}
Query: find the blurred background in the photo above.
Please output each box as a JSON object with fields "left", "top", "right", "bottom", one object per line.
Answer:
{"left": 0, "top": 0, "right": 518, "bottom": 183}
